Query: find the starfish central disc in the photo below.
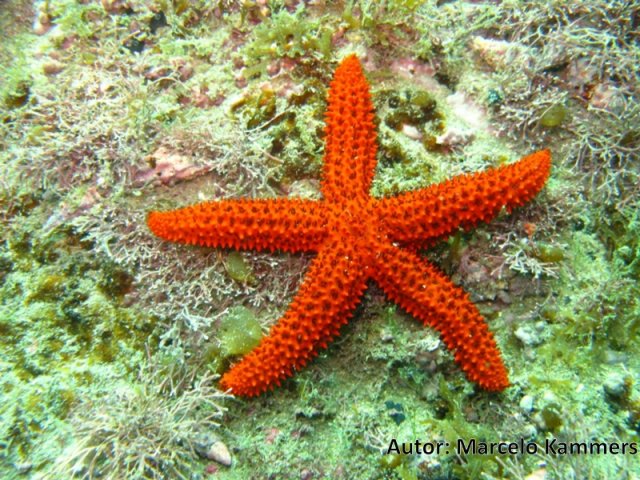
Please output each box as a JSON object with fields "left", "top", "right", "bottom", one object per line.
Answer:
{"left": 330, "top": 201, "right": 382, "bottom": 254}
{"left": 147, "top": 54, "right": 552, "bottom": 397}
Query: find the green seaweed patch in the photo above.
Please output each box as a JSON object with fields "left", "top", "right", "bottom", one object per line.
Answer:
{"left": 242, "top": 5, "right": 333, "bottom": 77}
{"left": 231, "top": 79, "right": 325, "bottom": 187}
{"left": 372, "top": 86, "right": 447, "bottom": 196}
{"left": 533, "top": 243, "right": 565, "bottom": 263}
{"left": 0, "top": 221, "right": 161, "bottom": 472}
{"left": 378, "top": 452, "right": 403, "bottom": 469}
{"left": 97, "top": 261, "right": 134, "bottom": 298}
{"left": 378, "top": 87, "right": 443, "bottom": 140}
{"left": 224, "top": 252, "right": 255, "bottom": 285}
{"left": 219, "top": 306, "right": 263, "bottom": 357}
{"left": 231, "top": 86, "right": 278, "bottom": 129}
{"left": 539, "top": 103, "right": 568, "bottom": 128}
{"left": 1, "top": 79, "right": 30, "bottom": 109}
{"left": 372, "top": 86, "right": 446, "bottom": 196}
{"left": 378, "top": 448, "right": 420, "bottom": 480}
{"left": 25, "top": 272, "right": 66, "bottom": 304}
{"left": 0, "top": 47, "right": 33, "bottom": 110}
{"left": 2, "top": 233, "right": 157, "bottom": 372}
{"left": 46, "top": 0, "right": 104, "bottom": 41}
{"left": 203, "top": 341, "right": 224, "bottom": 375}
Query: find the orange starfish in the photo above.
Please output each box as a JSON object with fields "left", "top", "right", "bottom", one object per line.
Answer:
{"left": 148, "top": 55, "right": 551, "bottom": 397}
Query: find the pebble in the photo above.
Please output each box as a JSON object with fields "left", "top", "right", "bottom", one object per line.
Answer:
{"left": 514, "top": 324, "right": 542, "bottom": 347}
{"left": 401, "top": 124, "right": 422, "bottom": 140}
{"left": 522, "top": 424, "right": 537, "bottom": 438}
{"left": 380, "top": 329, "right": 394, "bottom": 343}
{"left": 519, "top": 395, "right": 534, "bottom": 414}
{"left": 43, "top": 60, "right": 65, "bottom": 75}
{"left": 205, "top": 441, "right": 232, "bottom": 467}
{"left": 541, "top": 390, "right": 558, "bottom": 405}
{"left": 603, "top": 372, "right": 628, "bottom": 400}
{"left": 525, "top": 468, "right": 547, "bottom": 480}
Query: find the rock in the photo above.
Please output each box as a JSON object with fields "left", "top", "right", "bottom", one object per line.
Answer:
{"left": 43, "top": 60, "right": 65, "bottom": 75}
{"left": 534, "top": 391, "right": 563, "bottom": 431}
{"left": 205, "top": 441, "right": 232, "bottom": 467}
{"left": 133, "top": 146, "right": 213, "bottom": 187}
{"left": 542, "top": 391, "right": 558, "bottom": 405}
{"left": 604, "top": 350, "right": 628, "bottom": 364}
{"left": 603, "top": 372, "right": 628, "bottom": 400}
{"left": 14, "top": 463, "right": 32, "bottom": 474}
{"left": 380, "top": 329, "right": 393, "bottom": 343}
{"left": 471, "top": 36, "right": 516, "bottom": 69}
{"left": 514, "top": 324, "right": 543, "bottom": 347}
{"left": 519, "top": 395, "right": 534, "bottom": 414}
{"left": 525, "top": 468, "right": 547, "bottom": 480}
{"left": 401, "top": 124, "right": 422, "bottom": 140}
{"left": 522, "top": 424, "right": 537, "bottom": 438}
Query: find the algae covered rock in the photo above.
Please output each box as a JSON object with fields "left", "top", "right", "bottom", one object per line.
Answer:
{"left": 539, "top": 104, "right": 568, "bottom": 128}
{"left": 219, "top": 306, "right": 263, "bottom": 357}
{"left": 224, "top": 252, "right": 255, "bottom": 285}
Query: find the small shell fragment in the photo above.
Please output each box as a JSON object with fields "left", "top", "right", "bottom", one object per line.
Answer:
{"left": 206, "top": 440, "right": 232, "bottom": 466}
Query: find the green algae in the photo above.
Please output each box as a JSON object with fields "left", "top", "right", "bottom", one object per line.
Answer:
{"left": 534, "top": 243, "right": 565, "bottom": 263}
{"left": 1, "top": 0, "right": 639, "bottom": 478}
{"left": 539, "top": 103, "right": 568, "bottom": 128}
{"left": 370, "top": 85, "right": 449, "bottom": 197}
{"left": 230, "top": 80, "right": 325, "bottom": 187}
{"left": 224, "top": 252, "right": 255, "bottom": 285}
{"left": 242, "top": 4, "right": 333, "bottom": 72}
{"left": 219, "top": 306, "right": 262, "bottom": 357}
{"left": 0, "top": 222, "right": 157, "bottom": 475}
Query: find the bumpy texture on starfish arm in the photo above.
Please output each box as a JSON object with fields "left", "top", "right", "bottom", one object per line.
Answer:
{"left": 322, "top": 55, "right": 377, "bottom": 202}
{"left": 377, "top": 150, "right": 551, "bottom": 247}
{"left": 148, "top": 198, "right": 327, "bottom": 253}
{"left": 147, "top": 54, "right": 551, "bottom": 397}
{"left": 372, "top": 243, "right": 508, "bottom": 390}
{"left": 219, "top": 239, "right": 368, "bottom": 396}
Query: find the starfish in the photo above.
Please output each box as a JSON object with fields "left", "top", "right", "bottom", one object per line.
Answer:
{"left": 147, "top": 55, "right": 551, "bottom": 397}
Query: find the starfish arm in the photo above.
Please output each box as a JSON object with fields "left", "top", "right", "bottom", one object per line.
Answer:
{"left": 147, "top": 198, "right": 327, "bottom": 253}
{"left": 322, "top": 55, "right": 378, "bottom": 203}
{"left": 219, "top": 239, "right": 368, "bottom": 397}
{"left": 378, "top": 150, "right": 551, "bottom": 246}
{"left": 372, "top": 241, "right": 509, "bottom": 391}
